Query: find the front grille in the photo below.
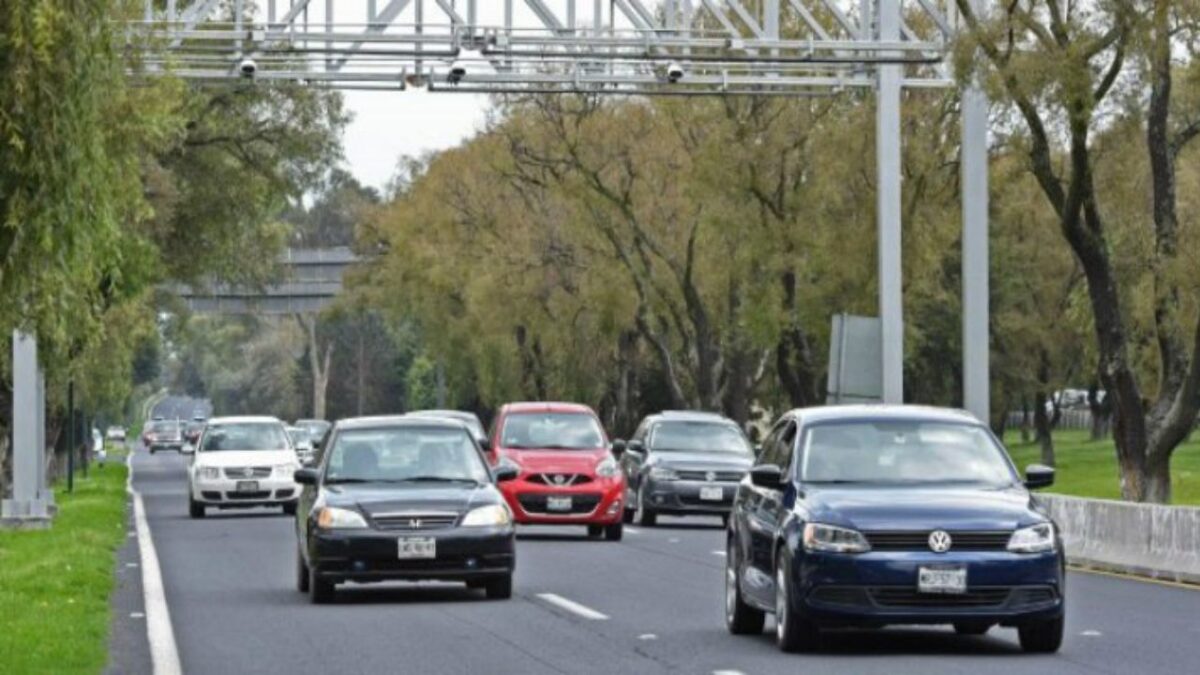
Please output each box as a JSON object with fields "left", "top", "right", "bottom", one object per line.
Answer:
{"left": 274, "top": 489, "right": 295, "bottom": 499}
{"left": 225, "top": 490, "right": 271, "bottom": 500}
{"left": 862, "top": 530, "right": 1012, "bottom": 552}
{"left": 870, "top": 587, "right": 1011, "bottom": 608}
{"left": 808, "top": 586, "right": 872, "bottom": 608}
{"left": 1009, "top": 586, "right": 1059, "bottom": 609}
{"left": 224, "top": 467, "right": 272, "bottom": 479}
{"left": 372, "top": 512, "right": 459, "bottom": 531}
{"left": 675, "top": 470, "right": 744, "bottom": 482}
{"left": 201, "top": 491, "right": 222, "bottom": 500}
{"left": 527, "top": 473, "right": 593, "bottom": 487}
{"left": 517, "top": 493, "right": 602, "bottom": 515}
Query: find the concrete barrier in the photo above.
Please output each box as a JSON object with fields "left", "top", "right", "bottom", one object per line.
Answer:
{"left": 1039, "top": 494, "right": 1200, "bottom": 584}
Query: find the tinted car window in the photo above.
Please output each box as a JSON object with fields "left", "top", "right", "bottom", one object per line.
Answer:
{"left": 800, "top": 421, "right": 1016, "bottom": 486}
{"left": 147, "top": 421, "right": 181, "bottom": 434}
{"left": 325, "top": 427, "right": 490, "bottom": 483}
{"left": 201, "top": 423, "right": 289, "bottom": 452}
{"left": 501, "top": 413, "right": 604, "bottom": 450}
{"left": 649, "top": 422, "right": 750, "bottom": 454}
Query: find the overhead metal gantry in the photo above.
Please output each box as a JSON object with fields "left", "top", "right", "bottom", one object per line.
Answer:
{"left": 119, "top": 0, "right": 992, "bottom": 424}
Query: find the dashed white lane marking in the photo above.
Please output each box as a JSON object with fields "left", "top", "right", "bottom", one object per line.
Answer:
{"left": 1081, "top": 630, "right": 1103, "bottom": 637}
{"left": 668, "top": 537, "right": 681, "bottom": 543}
{"left": 624, "top": 527, "right": 641, "bottom": 535}
{"left": 536, "top": 593, "right": 610, "bottom": 620}
{"left": 638, "top": 633, "right": 657, "bottom": 640}
{"left": 130, "top": 612, "right": 145, "bottom": 619}
{"left": 126, "top": 562, "right": 140, "bottom": 568}
{"left": 711, "top": 550, "right": 726, "bottom": 556}
{"left": 127, "top": 450, "right": 183, "bottom": 675}
{"left": 713, "top": 670, "right": 746, "bottom": 675}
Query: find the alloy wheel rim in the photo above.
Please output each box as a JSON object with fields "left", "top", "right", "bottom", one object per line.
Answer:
{"left": 725, "top": 554, "right": 737, "bottom": 620}
{"left": 635, "top": 488, "right": 645, "bottom": 520}
{"left": 776, "top": 567, "right": 787, "bottom": 641}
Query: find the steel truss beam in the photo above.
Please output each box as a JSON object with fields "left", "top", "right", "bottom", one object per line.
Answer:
{"left": 129, "top": 0, "right": 958, "bottom": 93}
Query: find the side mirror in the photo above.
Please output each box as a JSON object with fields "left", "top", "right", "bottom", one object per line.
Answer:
{"left": 627, "top": 439, "right": 644, "bottom": 455}
{"left": 294, "top": 468, "right": 320, "bottom": 485}
{"left": 493, "top": 465, "right": 519, "bottom": 482}
{"left": 610, "top": 439, "right": 626, "bottom": 458}
{"left": 750, "top": 464, "right": 785, "bottom": 489}
{"left": 1024, "top": 464, "right": 1055, "bottom": 490}
{"left": 752, "top": 444, "right": 763, "bottom": 457}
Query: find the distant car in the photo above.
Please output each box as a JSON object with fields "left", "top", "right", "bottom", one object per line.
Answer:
{"left": 294, "top": 419, "right": 332, "bottom": 447}
{"left": 143, "top": 420, "right": 184, "bottom": 454}
{"left": 286, "top": 426, "right": 317, "bottom": 465}
{"left": 184, "top": 420, "right": 206, "bottom": 446}
{"left": 614, "top": 411, "right": 753, "bottom": 526}
{"left": 187, "top": 416, "right": 300, "bottom": 518}
{"left": 725, "top": 405, "right": 1064, "bottom": 653}
{"left": 293, "top": 416, "right": 518, "bottom": 603}
{"left": 105, "top": 426, "right": 126, "bottom": 442}
{"left": 406, "top": 409, "right": 488, "bottom": 447}
{"left": 487, "top": 402, "right": 625, "bottom": 540}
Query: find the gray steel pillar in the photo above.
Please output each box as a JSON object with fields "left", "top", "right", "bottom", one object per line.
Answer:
{"left": 876, "top": 0, "right": 904, "bottom": 403}
{"left": 961, "top": 0, "right": 990, "bottom": 423}
{"left": 2, "top": 331, "right": 52, "bottom": 524}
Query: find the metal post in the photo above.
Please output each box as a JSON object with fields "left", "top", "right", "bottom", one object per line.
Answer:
{"left": 67, "top": 380, "right": 75, "bottom": 493}
{"left": 962, "top": 0, "right": 990, "bottom": 423}
{"left": 876, "top": 0, "right": 903, "bottom": 404}
{"left": 2, "top": 331, "right": 52, "bottom": 525}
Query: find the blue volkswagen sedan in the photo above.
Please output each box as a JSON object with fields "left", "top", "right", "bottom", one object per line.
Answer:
{"left": 725, "top": 405, "right": 1063, "bottom": 653}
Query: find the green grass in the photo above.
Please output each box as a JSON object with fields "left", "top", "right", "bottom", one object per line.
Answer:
{"left": 1003, "top": 428, "right": 1200, "bottom": 505}
{"left": 0, "top": 464, "right": 129, "bottom": 675}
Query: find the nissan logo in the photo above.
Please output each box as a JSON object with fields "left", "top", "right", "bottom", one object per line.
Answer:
{"left": 552, "top": 474, "right": 567, "bottom": 485}
{"left": 928, "top": 530, "right": 952, "bottom": 553}
{"left": 242, "top": 468, "right": 254, "bottom": 477}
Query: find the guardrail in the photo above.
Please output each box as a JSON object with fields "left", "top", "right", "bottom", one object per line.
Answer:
{"left": 1039, "top": 494, "right": 1200, "bottom": 584}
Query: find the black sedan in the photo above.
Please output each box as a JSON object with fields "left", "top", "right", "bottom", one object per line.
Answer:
{"left": 293, "top": 416, "right": 518, "bottom": 604}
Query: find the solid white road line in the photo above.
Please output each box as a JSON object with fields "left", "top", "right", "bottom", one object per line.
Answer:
{"left": 536, "top": 593, "right": 610, "bottom": 620}
{"left": 127, "top": 451, "right": 183, "bottom": 675}
{"left": 711, "top": 550, "right": 727, "bottom": 556}
{"left": 712, "top": 670, "right": 747, "bottom": 675}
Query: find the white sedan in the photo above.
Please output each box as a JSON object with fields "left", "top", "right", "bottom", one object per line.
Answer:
{"left": 187, "top": 416, "right": 300, "bottom": 518}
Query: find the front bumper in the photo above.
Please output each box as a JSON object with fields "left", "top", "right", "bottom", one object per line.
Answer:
{"left": 148, "top": 440, "right": 183, "bottom": 451}
{"left": 499, "top": 478, "right": 625, "bottom": 525}
{"left": 192, "top": 475, "right": 298, "bottom": 506}
{"left": 309, "top": 526, "right": 515, "bottom": 583}
{"left": 642, "top": 478, "right": 738, "bottom": 515}
{"left": 791, "top": 550, "right": 1064, "bottom": 627}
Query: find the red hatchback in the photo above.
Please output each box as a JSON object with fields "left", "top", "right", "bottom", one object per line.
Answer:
{"left": 486, "top": 402, "right": 625, "bottom": 540}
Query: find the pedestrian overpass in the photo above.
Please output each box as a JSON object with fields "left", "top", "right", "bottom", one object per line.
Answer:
{"left": 168, "top": 247, "right": 360, "bottom": 315}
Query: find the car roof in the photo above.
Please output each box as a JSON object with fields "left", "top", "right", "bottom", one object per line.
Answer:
{"left": 408, "top": 409, "right": 480, "bottom": 421}
{"left": 205, "top": 416, "right": 285, "bottom": 425}
{"left": 785, "top": 404, "right": 981, "bottom": 426}
{"left": 502, "top": 401, "right": 596, "bottom": 414}
{"left": 650, "top": 410, "right": 736, "bottom": 424}
{"left": 335, "top": 415, "right": 472, "bottom": 432}
{"left": 295, "top": 419, "right": 329, "bottom": 425}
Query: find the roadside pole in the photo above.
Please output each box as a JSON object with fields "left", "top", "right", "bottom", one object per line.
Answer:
{"left": 67, "top": 380, "right": 75, "bottom": 493}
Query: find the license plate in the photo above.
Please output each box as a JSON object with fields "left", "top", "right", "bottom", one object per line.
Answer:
{"left": 546, "top": 496, "right": 573, "bottom": 512}
{"left": 918, "top": 566, "right": 967, "bottom": 594}
{"left": 397, "top": 537, "right": 436, "bottom": 559}
{"left": 235, "top": 480, "right": 259, "bottom": 493}
{"left": 699, "top": 486, "right": 724, "bottom": 501}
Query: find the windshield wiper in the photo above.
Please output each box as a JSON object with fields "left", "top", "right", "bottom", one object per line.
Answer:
{"left": 324, "top": 477, "right": 375, "bottom": 484}
{"left": 398, "top": 476, "right": 482, "bottom": 485}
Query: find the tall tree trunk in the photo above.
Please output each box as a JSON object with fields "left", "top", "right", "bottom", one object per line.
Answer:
{"left": 775, "top": 270, "right": 819, "bottom": 407}
{"left": 1033, "top": 391, "right": 1055, "bottom": 467}
{"left": 1020, "top": 396, "right": 1031, "bottom": 443}
{"left": 1088, "top": 381, "right": 1110, "bottom": 440}
{"left": 356, "top": 328, "right": 366, "bottom": 416}
{"left": 298, "top": 314, "right": 332, "bottom": 420}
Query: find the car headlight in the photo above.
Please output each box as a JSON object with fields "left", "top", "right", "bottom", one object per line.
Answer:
{"left": 316, "top": 507, "right": 368, "bottom": 530}
{"left": 198, "top": 466, "right": 221, "bottom": 480}
{"left": 595, "top": 456, "right": 620, "bottom": 478}
{"left": 1007, "top": 523, "right": 1056, "bottom": 553}
{"left": 461, "top": 504, "right": 513, "bottom": 527}
{"left": 802, "top": 523, "right": 871, "bottom": 554}
{"left": 648, "top": 466, "right": 678, "bottom": 481}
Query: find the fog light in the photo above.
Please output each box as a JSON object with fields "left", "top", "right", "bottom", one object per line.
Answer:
{"left": 466, "top": 557, "right": 479, "bottom": 569}
{"left": 352, "top": 560, "right": 367, "bottom": 572}
{"left": 653, "top": 495, "right": 665, "bottom": 505}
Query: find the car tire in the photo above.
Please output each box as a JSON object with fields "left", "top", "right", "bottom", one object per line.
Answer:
{"left": 954, "top": 622, "right": 991, "bottom": 636}
{"left": 725, "top": 537, "right": 765, "bottom": 635}
{"left": 282, "top": 501, "right": 297, "bottom": 516}
{"left": 775, "top": 551, "right": 820, "bottom": 653}
{"left": 309, "top": 568, "right": 335, "bottom": 604}
{"left": 188, "top": 497, "right": 205, "bottom": 519}
{"left": 296, "top": 549, "right": 310, "bottom": 593}
{"left": 721, "top": 514, "right": 731, "bottom": 528}
{"left": 484, "top": 575, "right": 513, "bottom": 600}
{"left": 635, "top": 488, "right": 657, "bottom": 527}
{"left": 1018, "top": 615, "right": 1064, "bottom": 653}
{"left": 587, "top": 524, "right": 604, "bottom": 538}
{"left": 604, "top": 522, "right": 623, "bottom": 541}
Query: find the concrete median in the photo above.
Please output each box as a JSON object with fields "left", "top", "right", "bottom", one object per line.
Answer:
{"left": 1039, "top": 494, "right": 1200, "bottom": 584}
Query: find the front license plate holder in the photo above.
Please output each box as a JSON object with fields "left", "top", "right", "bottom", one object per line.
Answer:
{"left": 546, "top": 496, "right": 573, "bottom": 512}
{"left": 398, "top": 537, "right": 436, "bottom": 559}
{"left": 699, "top": 486, "right": 723, "bottom": 501}
{"left": 235, "top": 480, "right": 259, "bottom": 493}
{"left": 917, "top": 566, "right": 967, "bottom": 595}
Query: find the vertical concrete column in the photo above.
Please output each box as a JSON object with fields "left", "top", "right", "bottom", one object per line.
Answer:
{"left": 3, "top": 331, "right": 51, "bottom": 523}
{"left": 876, "top": 0, "right": 904, "bottom": 403}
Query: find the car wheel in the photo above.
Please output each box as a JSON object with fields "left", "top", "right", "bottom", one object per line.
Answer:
{"left": 296, "top": 548, "right": 310, "bottom": 593}
{"left": 1018, "top": 615, "right": 1064, "bottom": 653}
{"left": 188, "top": 496, "right": 205, "bottom": 519}
{"left": 282, "top": 501, "right": 297, "bottom": 516}
{"left": 484, "top": 575, "right": 513, "bottom": 600}
{"left": 635, "top": 488, "right": 657, "bottom": 527}
{"left": 309, "top": 568, "right": 335, "bottom": 604}
{"left": 604, "top": 522, "right": 623, "bottom": 541}
{"left": 587, "top": 524, "right": 604, "bottom": 538}
{"left": 954, "top": 622, "right": 991, "bottom": 636}
{"left": 725, "top": 537, "right": 765, "bottom": 635}
{"left": 721, "top": 514, "right": 731, "bottom": 528}
{"left": 775, "top": 551, "right": 819, "bottom": 653}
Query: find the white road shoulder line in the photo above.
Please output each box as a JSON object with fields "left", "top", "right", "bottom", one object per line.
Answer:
{"left": 127, "top": 451, "right": 183, "bottom": 675}
{"left": 536, "top": 593, "right": 610, "bottom": 620}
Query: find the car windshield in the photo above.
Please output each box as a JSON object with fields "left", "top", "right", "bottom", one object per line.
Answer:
{"left": 200, "top": 423, "right": 290, "bottom": 452}
{"left": 800, "top": 421, "right": 1017, "bottom": 486}
{"left": 286, "top": 428, "right": 310, "bottom": 445}
{"left": 500, "top": 412, "right": 605, "bottom": 450}
{"left": 296, "top": 421, "right": 330, "bottom": 441}
{"left": 147, "top": 421, "right": 180, "bottom": 434}
{"left": 324, "top": 427, "right": 490, "bottom": 484}
{"left": 409, "top": 411, "right": 486, "bottom": 439}
{"left": 650, "top": 421, "right": 751, "bottom": 454}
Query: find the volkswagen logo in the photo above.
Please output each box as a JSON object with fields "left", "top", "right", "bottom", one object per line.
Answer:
{"left": 408, "top": 518, "right": 422, "bottom": 529}
{"left": 928, "top": 530, "right": 953, "bottom": 553}
{"left": 241, "top": 468, "right": 254, "bottom": 478}
{"left": 705, "top": 471, "right": 716, "bottom": 482}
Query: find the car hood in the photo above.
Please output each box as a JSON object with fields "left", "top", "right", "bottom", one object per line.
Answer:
{"left": 194, "top": 450, "right": 295, "bottom": 467}
{"left": 322, "top": 483, "right": 501, "bottom": 515}
{"left": 648, "top": 451, "right": 752, "bottom": 471}
{"left": 499, "top": 448, "right": 611, "bottom": 475}
{"left": 804, "top": 484, "right": 1043, "bottom": 531}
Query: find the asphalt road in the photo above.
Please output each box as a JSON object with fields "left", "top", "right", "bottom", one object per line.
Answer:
{"left": 113, "top": 432, "right": 1200, "bottom": 675}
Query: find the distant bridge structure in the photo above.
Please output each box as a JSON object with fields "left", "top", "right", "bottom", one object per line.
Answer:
{"left": 169, "top": 247, "right": 360, "bottom": 315}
